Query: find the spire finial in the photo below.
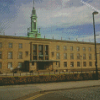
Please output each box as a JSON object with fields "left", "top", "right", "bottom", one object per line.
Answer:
{"left": 33, "top": 0, "right": 34, "bottom": 7}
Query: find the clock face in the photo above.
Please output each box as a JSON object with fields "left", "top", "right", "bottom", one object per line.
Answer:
{"left": 33, "top": 19, "right": 36, "bottom": 22}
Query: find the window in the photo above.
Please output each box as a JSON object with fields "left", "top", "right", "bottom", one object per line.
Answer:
{"left": 83, "top": 47, "right": 86, "bottom": 51}
{"left": 0, "top": 62, "right": 2, "bottom": 69}
{"left": 33, "top": 44, "right": 37, "bottom": 60}
{"left": 64, "top": 53, "right": 67, "bottom": 59}
{"left": 19, "top": 43, "right": 22, "bottom": 48}
{"left": 58, "top": 62, "right": 60, "bottom": 67}
{"left": 83, "top": 62, "right": 86, "bottom": 67}
{"left": 45, "top": 45, "right": 48, "bottom": 55}
{"left": 64, "top": 46, "right": 67, "bottom": 50}
{"left": 89, "top": 54, "right": 92, "bottom": 60}
{"left": 64, "top": 62, "right": 67, "bottom": 67}
{"left": 89, "top": 62, "right": 92, "bottom": 67}
{"left": 57, "top": 45, "right": 60, "bottom": 50}
{"left": 18, "top": 62, "right": 23, "bottom": 68}
{"left": 89, "top": 47, "right": 91, "bottom": 51}
{"left": 77, "top": 53, "right": 80, "bottom": 59}
{"left": 77, "top": 62, "right": 80, "bottom": 67}
{"left": 56, "top": 53, "right": 60, "bottom": 59}
{"left": 39, "top": 45, "right": 43, "bottom": 55}
{"left": 51, "top": 52, "right": 54, "bottom": 57}
{"left": 8, "top": 52, "right": 12, "bottom": 59}
{"left": 9, "top": 43, "right": 13, "bottom": 48}
{"left": 0, "top": 43, "right": 2, "bottom": 48}
{"left": 0, "top": 51, "right": 2, "bottom": 59}
{"left": 32, "top": 62, "right": 34, "bottom": 65}
{"left": 83, "top": 54, "right": 86, "bottom": 59}
{"left": 77, "top": 47, "right": 80, "bottom": 51}
{"left": 25, "top": 51, "right": 28, "bottom": 56}
{"left": 70, "top": 46, "right": 73, "bottom": 51}
{"left": 18, "top": 52, "right": 22, "bottom": 59}
{"left": 8, "top": 62, "right": 12, "bottom": 69}
{"left": 33, "top": 44, "right": 37, "bottom": 50}
{"left": 38, "top": 45, "right": 43, "bottom": 60}
{"left": 45, "top": 45, "right": 48, "bottom": 51}
{"left": 70, "top": 62, "right": 74, "bottom": 67}
{"left": 70, "top": 53, "right": 74, "bottom": 59}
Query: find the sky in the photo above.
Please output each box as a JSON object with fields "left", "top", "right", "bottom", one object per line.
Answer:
{"left": 0, "top": 0, "right": 100, "bottom": 42}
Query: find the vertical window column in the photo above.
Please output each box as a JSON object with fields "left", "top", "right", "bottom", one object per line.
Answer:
{"left": 33, "top": 44, "right": 37, "bottom": 60}
{"left": 8, "top": 52, "right": 13, "bottom": 59}
{"left": 45, "top": 45, "right": 49, "bottom": 60}
{"left": 0, "top": 51, "right": 2, "bottom": 59}
{"left": 38, "top": 45, "right": 43, "bottom": 60}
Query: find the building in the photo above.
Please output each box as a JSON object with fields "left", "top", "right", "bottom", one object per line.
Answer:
{"left": 0, "top": 1, "right": 100, "bottom": 73}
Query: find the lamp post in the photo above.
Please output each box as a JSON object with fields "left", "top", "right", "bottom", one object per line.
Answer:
{"left": 92, "top": 11, "right": 98, "bottom": 80}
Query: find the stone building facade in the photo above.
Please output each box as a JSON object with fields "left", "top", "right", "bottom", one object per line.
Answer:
{"left": 0, "top": 35, "right": 100, "bottom": 73}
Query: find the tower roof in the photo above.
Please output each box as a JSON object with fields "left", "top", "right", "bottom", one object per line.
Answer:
{"left": 31, "top": 0, "right": 37, "bottom": 17}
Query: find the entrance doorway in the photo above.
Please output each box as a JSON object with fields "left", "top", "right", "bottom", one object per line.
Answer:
{"left": 37, "top": 62, "right": 50, "bottom": 70}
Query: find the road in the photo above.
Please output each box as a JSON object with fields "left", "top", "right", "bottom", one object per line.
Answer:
{"left": 27, "top": 87, "right": 100, "bottom": 100}
{"left": 0, "top": 85, "right": 41, "bottom": 100}
{"left": 0, "top": 80, "right": 100, "bottom": 100}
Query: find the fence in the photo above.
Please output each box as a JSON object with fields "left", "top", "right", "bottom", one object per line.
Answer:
{"left": 0, "top": 70, "right": 100, "bottom": 77}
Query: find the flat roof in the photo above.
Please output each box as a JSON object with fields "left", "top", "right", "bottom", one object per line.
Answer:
{"left": 0, "top": 35, "right": 100, "bottom": 45}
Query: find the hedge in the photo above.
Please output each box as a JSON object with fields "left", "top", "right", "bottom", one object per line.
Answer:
{"left": 0, "top": 73, "right": 100, "bottom": 86}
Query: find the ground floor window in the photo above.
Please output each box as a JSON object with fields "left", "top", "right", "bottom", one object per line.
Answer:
{"left": 77, "top": 62, "right": 80, "bottom": 67}
{"left": 0, "top": 51, "right": 2, "bottom": 59}
{"left": 0, "top": 62, "right": 2, "bottom": 69}
{"left": 8, "top": 62, "right": 12, "bottom": 69}
{"left": 70, "top": 62, "right": 74, "bottom": 67}
{"left": 18, "top": 62, "right": 23, "bottom": 68}
{"left": 64, "top": 62, "right": 67, "bottom": 67}
{"left": 83, "top": 62, "right": 86, "bottom": 67}
{"left": 89, "top": 62, "right": 92, "bottom": 67}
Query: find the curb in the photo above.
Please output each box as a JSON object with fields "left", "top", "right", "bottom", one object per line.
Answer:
{"left": 15, "top": 85, "right": 100, "bottom": 100}
{"left": 40, "top": 85, "right": 100, "bottom": 93}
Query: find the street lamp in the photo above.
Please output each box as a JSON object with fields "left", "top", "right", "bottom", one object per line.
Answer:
{"left": 92, "top": 11, "right": 98, "bottom": 80}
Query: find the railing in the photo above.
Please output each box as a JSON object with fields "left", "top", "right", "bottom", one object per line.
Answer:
{"left": 0, "top": 70, "right": 100, "bottom": 76}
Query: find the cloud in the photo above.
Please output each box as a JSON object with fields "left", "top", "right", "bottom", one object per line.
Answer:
{"left": 1, "top": 0, "right": 100, "bottom": 40}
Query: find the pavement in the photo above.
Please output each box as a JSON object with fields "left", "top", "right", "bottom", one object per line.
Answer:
{"left": 0, "top": 80, "right": 100, "bottom": 100}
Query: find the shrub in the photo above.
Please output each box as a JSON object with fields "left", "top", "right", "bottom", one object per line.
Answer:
{"left": 0, "top": 73, "right": 100, "bottom": 86}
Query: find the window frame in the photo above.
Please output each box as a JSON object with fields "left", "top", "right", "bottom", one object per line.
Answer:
{"left": 70, "top": 46, "right": 73, "bottom": 51}
{"left": 18, "top": 62, "right": 23, "bottom": 68}
{"left": 8, "top": 52, "right": 13, "bottom": 59}
{"left": 64, "top": 46, "right": 67, "bottom": 50}
{"left": 77, "top": 47, "right": 80, "bottom": 51}
{"left": 0, "top": 62, "right": 2, "bottom": 69}
{"left": 83, "top": 47, "right": 86, "bottom": 51}
{"left": 56, "top": 52, "right": 60, "bottom": 59}
{"left": 89, "top": 62, "right": 92, "bottom": 67}
{"left": 83, "top": 62, "right": 86, "bottom": 67}
{"left": 64, "top": 53, "right": 67, "bottom": 59}
{"left": 8, "top": 62, "right": 12, "bottom": 69}
{"left": 9, "top": 43, "right": 13, "bottom": 48}
{"left": 56, "top": 45, "right": 60, "bottom": 50}
{"left": 64, "top": 62, "right": 67, "bottom": 67}
{"left": 18, "top": 52, "right": 22, "bottom": 59}
{"left": 0, "top": 51, "right": 2, "bottom": 59}
{"left": 70, "top": 53, "right": 74, "bottom": 59}
{"left": 19, "top": 43, "right": 22, "bottom": 49}
{"left": 70, "top": 62, "right": 74, "bottom": 67}
{"left": 0, "top": 42, "right": 2, "bottom": 48}
{"left": 89, "top": 54, "right": 92, "bottom": 60}
{"left": 77, "top": 62, "right": 80, "bottom": 67}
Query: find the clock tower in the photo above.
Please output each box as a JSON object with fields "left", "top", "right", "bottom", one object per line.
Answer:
{"left": 27, "top": 0, "right": 41, "bottom": 38}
